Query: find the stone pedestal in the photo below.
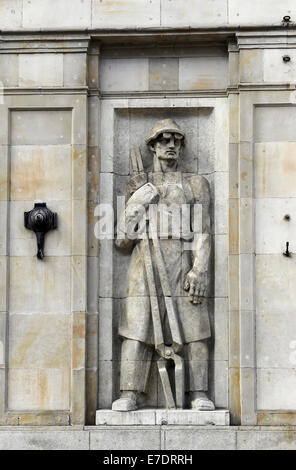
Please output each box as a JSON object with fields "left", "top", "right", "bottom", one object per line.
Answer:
{"left": 96, "top": 409, "right": 230, "bottom": 426}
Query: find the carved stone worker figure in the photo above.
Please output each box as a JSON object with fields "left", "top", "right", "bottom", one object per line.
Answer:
{"left": 112, "top": 119, "right": 214, "bottom": 412}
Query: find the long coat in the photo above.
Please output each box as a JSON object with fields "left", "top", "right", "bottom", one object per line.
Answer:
{"left": 116, "top": 171, "right": 211, "bottom": 346}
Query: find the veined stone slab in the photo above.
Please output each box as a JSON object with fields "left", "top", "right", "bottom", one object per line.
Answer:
{"left": 96, "top": 409, "right": 230, "bottom": 426}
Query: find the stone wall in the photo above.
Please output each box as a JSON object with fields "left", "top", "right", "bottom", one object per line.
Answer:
{"left": 0, "top": 0, "right": 296, "bottom": 441}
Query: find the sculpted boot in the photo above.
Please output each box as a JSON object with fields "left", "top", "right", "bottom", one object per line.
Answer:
{"left": 186, "top": 340, "right": 215, "bottom": 410}
{"left": 112, "top": 391, "right": 138, "bottom": 411}
{"left": 190, "top": 391, "right": 215, "bottom": 411}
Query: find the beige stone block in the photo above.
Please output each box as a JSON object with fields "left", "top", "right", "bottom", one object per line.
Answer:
{"left": 19, "top": 54, "right": 63, "bottom": 87}
{"left": 100, "top": 58, "right": 149, "bottom": 92}
{"left": 256, "top": 254, "right": 296, "bottom": 314}
{"left": 257, "top": 311, "right": 296, "bottom": 369}
{"left": 0, "top": 104, "right": 9, "bottom": 146}
{"left": 229, "top": 143, "right": 238, "bottom": 198}
{"left": 87, "top": 257, "right": 99, "bottom": 313}
{"left": 98, "top": 230, "right": 114, "bottom": 289}
{"left": 240, "top": 141, "right": 253, "bottom": 198}
{"left": 72, "top": 145, "right": 87, "bottom": 200}
{"left": 0, "top": 312, "right": 7, "bottom": 367}
{"left": 88, "top": 54, "right": 99, "bottom": 88}
{"left": 63, "top": 54, "right": 87, "bottom": 87}
{"left": 10, "top": 145, "right": 71, "bottom": 201}
{"left": 229, "top": 94, "right": 239, "bottom": 144}
{"left": 214, "top": 234, "right": 228, "bottom": 297}
{"left": 0, "top": 202, "right": 8, "bottom": 256}
{"left": 255, "top": 142, "right": 296, "bottom": 198}
{"left": 73, "top": 95, "right": 87, "bottom": 146}
{"left": 9, "top": 256, "right": 71, "bottom": 314}
{"left": 161, "top": 0, "right": 227, "bottom": 26}
{"left": 165, "top": 428, "right": 235, "bottom": 450}
{"left": 71, "top": 368, "right": 85, "bottom": 424}
{"left": 22, "top": 0, "right": 91, "bottom": 28}
{"left": 239, "top": 198, "right": 253, "bottom": 254}
{"left": 228, "top": 49, "right": 239, "bottom": 87}
{"left": 88, "top": 95, "right": 99, "bottom": 147}
{"left": 10, "top": 200, "right": 71, "bottom": 257}
{"left": 88, "top": 146, "right": 100, "bottom": 202}
{"left": 229, "top": 199, "right": 239, "bottom": 255}
{"left": 228, "top": 367, "right": 240, "bottom": 425}
{"left": 264, "top": 49, "right": 296, "bottom": 83}
{"left": 0, "top": 256, "right": 7, "bottom": 312}
{"left": 213, "top": 361, "right": 229, "bottom": 409}
{"left": 257, "top": 368, "right": 296, "bottom": 410}
{"left": 149, "top": 58, "right": 179, "bottom": 91}
{"left": 90, "top": 428, "right": 160, "bottom": 450}
{"left": 86, "top": 368, "right": 98, "bottom": 425}
{"left": 86, "top": 313, "right": 98, "bottom": 370}
{"left": 8, "top": 368, "right": 70, "bottom": 411}
{"left": 72, "top": 312, "right": 86, "bottom": 370}
{"left": 88, "top": 201, "right": 99, "bottom": 257}
{"left": 229, "top": 310, "right": 239, "bottom": 368}
{"left": 72, "top": 200, "right": 87, "bottom": 255}
{"left": 0, "top": 368, "right": 5, "bottom": 417}
{"left": 238, "top": 429, "right": 296, "bottom": 450}
{"left": 0, "top": 429, "right": 89, "bottom": 450}
{"left": 71, "top": 256, "right": 87, "bottom": 312}
{"left": 179, "top": 57, "right": 227, "bottom": 90}
{"left": 0, "top": 55, "right": 18, "bottom": 87}
{"left": 240, "top": 367, "right": 256, "bottom": 425}
{"left": 228, "top": 0, "right": 296, "bottom": 26}
{"left": 214, "top": 172, "right": 228, "bottom": 235}
{"left": 229, "top": 255, "right": 239, "bottom": 312}
{"left": 10, "top": 110, "right": 72, "bottom": 145}
{"left": 255, "top": 198, "right": 296, "bottom": 254}
{"left": 240, "top": 310, "right": 255, "bottom": 368}
{"left": 0, "top": 146, "right": 8, "bottom": 201}
{"left": 92, "top": 0, "right": 160, "bottom": 28}
{"left": 214, "top": 99, "right": 229, "bottom": 172}
{"left": 9, "top": 314, "right": 70, "bottom": 368}
{"left": 97, "top": 360, "right": 114, "bottom": 409}
{"left": 240, "top": 49, "right": 263, "bottom": 83}
{"left": 0, "top": 0, "right": 22, "bottom": 29}
{"left": 214, "top": 298, "right": 229, "bottom": 361}
{"left": 255, "top": 106, "right": 296, "bottom": 143}
{"left": 240, "top": 254, "right": 254, "bottom": 311}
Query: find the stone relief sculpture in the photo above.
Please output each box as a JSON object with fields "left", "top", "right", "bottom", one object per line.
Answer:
{"left": 112, "top": 119, "right": 214, "bottom": 412}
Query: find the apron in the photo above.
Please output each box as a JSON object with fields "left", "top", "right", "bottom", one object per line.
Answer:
{"left": 118, "top": 172, "right": 211, "bottom": 346}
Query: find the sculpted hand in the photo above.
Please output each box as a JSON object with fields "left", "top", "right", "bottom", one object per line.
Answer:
{"left": 183, "top": 269, "right": 208, "bottom": 304}
{"left": 128, "top": 172, "right": 147, "bottom": 196}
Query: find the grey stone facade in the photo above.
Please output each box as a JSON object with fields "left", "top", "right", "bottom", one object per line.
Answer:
{"left": 1, "top": 0, "right": 296, "bottom": 450}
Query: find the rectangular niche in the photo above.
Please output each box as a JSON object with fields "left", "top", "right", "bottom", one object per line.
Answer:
{"left": 98, "top": 101, "right": 229, "bottom": 410}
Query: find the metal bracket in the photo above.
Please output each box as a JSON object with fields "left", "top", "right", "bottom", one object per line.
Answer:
{"left": 24, "top": 202, "right": 57, "bottom": 260}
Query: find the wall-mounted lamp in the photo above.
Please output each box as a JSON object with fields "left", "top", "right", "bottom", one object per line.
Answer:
{"left": 24, "top": 202, "right": 58, "bottom": 260}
